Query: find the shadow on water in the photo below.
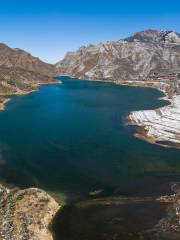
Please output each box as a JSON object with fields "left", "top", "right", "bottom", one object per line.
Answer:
{"left": 52, "top": 196, "right": 168, "bottom": 240}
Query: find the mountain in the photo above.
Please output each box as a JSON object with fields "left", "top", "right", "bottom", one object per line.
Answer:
{"left": 55, "top": 29, "right": 180, "bottom": 82}
{"left": 55, "top": 29, "right": 180, "bottom": 148}
{"left": 0, "top": 65, "right": 56, "bottom": 94}
{"left": 0, "top": 43, "right": 55, "bottom": 76}
{"left": 0, "top": 43, "right": 58, "bottom": 108}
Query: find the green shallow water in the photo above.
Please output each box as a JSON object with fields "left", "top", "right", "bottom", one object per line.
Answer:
{"left": 0, "top": 76, "right": 179, "bottom": 239}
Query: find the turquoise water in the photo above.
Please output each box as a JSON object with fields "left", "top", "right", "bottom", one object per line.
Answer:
{"left": 1, "top": 76, "right": 180, "bottom": 239}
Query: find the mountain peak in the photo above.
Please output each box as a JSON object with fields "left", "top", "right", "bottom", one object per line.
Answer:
{"left": 160, "top": 30, "right": 180, "bottom": 43}
{"left": 125, "top": 29, "right": 159, "bottom": 43}
{"left": 125, "top": 29, "right": 180, "bottom": 44}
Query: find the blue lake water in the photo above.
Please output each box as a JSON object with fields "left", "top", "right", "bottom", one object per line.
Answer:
{"left": 0, "top": 77, "right": 180, "bottom": 239}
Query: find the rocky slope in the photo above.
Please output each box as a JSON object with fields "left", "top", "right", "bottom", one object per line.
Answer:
{"left": 55, "top": 29, "right": 180, "bottom": 148}
{"left": 0, "top": 184, "right": 60, "bottom": 240}
{"left": 0, "top": 65, "right": 58, "bottom": 110}
{"left": 0, "top": 43, "right": 55, "bottom": 76}
{"left": 55, "top": 29, "right": 180, "bottom": 86}
{"left": 0, "top": 43, "right": 58, "bottom": 110}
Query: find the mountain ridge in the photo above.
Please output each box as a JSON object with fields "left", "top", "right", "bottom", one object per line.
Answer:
{"left": 0, "top": 42, "right": 55, "bottom": 76}
{"left": 0, "top": 42, "right": 58, "bottom": 109}
{"left": 54, "top": 29, "right": 180, "bottom": 149}
{"left": 55, "top": 29, "right": 180, "bottom": 88}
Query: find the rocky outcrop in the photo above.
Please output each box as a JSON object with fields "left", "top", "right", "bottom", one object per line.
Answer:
{"left": 0, "top": 184, "right": 60, "bottom": 240}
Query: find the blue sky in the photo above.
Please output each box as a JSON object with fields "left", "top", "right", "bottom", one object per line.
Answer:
{"left": 1, "top": 0, "right": 180, "bottom": 63}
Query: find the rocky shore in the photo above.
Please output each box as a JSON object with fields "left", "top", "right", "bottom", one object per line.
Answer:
{"left": 0, "top": 43, "right": 59, "bottom": 111}
{"left": 66, "top": 77, "right": 180, "bottom": 149}
{"left": 128, "top": 96, "right": 180, "bottom": 148}
{"left": 0, "top": 184, "right": 60, "bottom": 240}
{"left": 0, "top": 66, "right": 59, "bottom": 111}
{"left": 0, "top": 98, "right": 10, "bottom": 110}
{"left": 128, "top": 86, "right": 180, "bottom": 149}
{"left": 108, "top": 75, "right": 180, "bottom": 149}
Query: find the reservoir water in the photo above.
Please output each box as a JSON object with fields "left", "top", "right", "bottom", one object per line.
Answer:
{"left": 0, "top": 77, "right": 179, "bottom": 239}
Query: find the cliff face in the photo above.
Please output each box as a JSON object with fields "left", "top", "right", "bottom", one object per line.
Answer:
{"left": 0, "top": 43, "right": 55, "bottom": 76}
{"left": 55, "top": 29, "right": 180, "bottom": 83}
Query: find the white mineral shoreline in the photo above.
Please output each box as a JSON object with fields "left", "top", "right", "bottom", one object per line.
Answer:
{"left": 114, "top": 80, "right": 180, "bottom": 149}
{"left": 106, "top": 79, "right": 180, "bottom": 149}
{"left": 128, "top": 93, "right": 180, "bottom": 149}
{"left": 77, "top": 77, "right": 180, "bottom": 149}
{"left": 45, "top": 76, "right": 180, "bottom": 149}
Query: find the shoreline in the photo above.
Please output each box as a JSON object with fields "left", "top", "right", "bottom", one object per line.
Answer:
{"left": 0, "top": 98, "right": 11, "bottom": 110}
{"left": 63, "top": 75, "right": 180, "bottom": 150}
{"left": 120, "top": 81, "right": 180, "bottom": 150}
{"left": 115, "top": 80, "right": 180, "bottom": 150}
{"left": 0, "top": 76, "right": 179, "bottom": 239}
{"left": 128, "top": 95, "right": 180, "bottom": 149}
{"left": 0, "top": 80, "right": 61, "bottom": 111}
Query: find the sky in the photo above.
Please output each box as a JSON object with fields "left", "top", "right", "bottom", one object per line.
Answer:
{"left": 1, "top": 0, "right": 180, "bottom": 63}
